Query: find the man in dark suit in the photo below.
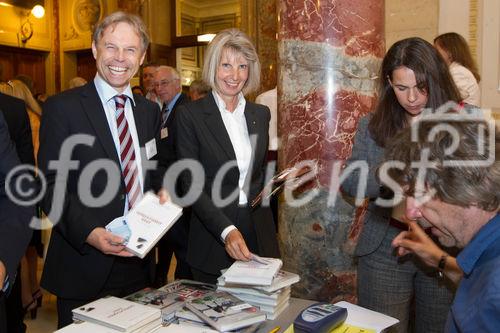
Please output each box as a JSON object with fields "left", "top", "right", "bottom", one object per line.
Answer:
{"left": 153, "top": 65, "right": 192, "bottom": 285}
{"left": 0, "top": 111, "right": 33, "bottom": 332}
{"left": 38, "top": 12, "right": 166, "bottom": 328}
{"left": 0, "top": 92, "right": 35, "bottom": 333}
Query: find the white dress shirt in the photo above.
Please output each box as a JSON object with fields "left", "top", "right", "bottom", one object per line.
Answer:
{"left": 212, "top": 91, "right": 252, "bottom": 241}
{"left": 94, "top": 75, "right": 144, "bottom": 215}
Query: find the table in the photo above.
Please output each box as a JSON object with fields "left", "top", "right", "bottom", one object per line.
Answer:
{"left": 256, "top": 298, "right": 315, "bottom": 333}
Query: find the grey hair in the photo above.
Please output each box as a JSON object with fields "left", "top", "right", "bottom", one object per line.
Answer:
{"left": 92, "top": 11, "right": 150, "bottom": 52}
{"left": 385, "top": 115, "right": 500, "bottom": 212}
{"left": 155, "top": 65, "right": 180, "bottom": 80}
{"left": 202, "top": 28, "right": 260, "bottom": 95}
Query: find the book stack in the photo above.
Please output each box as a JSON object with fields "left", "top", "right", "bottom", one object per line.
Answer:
{"left": 185, "top": 290, "right": 267, "bottom": 332}
{"left": 217, "top": 256, "right": 300, "bottom": 320}
{"left": 55, "top": 296, "right": 162, "bottom": 333}
{"left": 124, "top": 280, "right": 215, "bottom": 323}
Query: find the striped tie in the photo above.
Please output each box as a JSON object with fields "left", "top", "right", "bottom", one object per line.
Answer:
{"left": 161, "top": 103, "right": 169, "bottom": 129}
{"left": 113, "top": 94, "right": 142, "bottom": 209}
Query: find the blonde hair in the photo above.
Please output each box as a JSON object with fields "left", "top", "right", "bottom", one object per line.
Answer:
{"left": 0, "top": 80, "right": 42, "bottom": 116}
{"left": 202, "top": 28, "right": 260, "bottom": 95}
{"left": 92, "top": 11, "right": 150, "bottom": 52}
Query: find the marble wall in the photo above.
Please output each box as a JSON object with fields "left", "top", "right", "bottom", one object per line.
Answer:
{"left": 277, "top": 0, "right": 384, "bottom": 302}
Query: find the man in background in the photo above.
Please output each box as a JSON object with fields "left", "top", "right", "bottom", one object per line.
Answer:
{"left": 141, "top": 62, "right": 161, "bottom": 107}
{"left": 0, "top": 111, "right": 34, "bottom": 332}
{"left": 188, "top": 79, "right": 210, "bottom": 101}
{"left": 153, "top": 65, "right": 192, "bottom": 285}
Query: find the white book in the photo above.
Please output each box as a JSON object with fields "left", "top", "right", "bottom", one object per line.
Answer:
{"left": 218, "top": 270, "right": 300, "bottom": 294}
{"left": 106, "top": 192, "right": 183, "bottom": 258}
{"left": 334, "top": 301, "right": 399, "bottom": 333}
{"left": 222, "top": 255, "right": 282, "bottom": 286}
{"left": 55, "top": 321, "right": 160, "bottom": 333}
{"left": 229, "top": 287, "right": 290, "bottom": 307}
{"left": 55, "top": 321, "right": 121, "bottom": 333}
{"left": 71, "top": 296, "right": 162, "bottom": 332}
{"left": 216, "top": 285, "right": 290, "bottom": 301}
{"left": 262, "top": 299, "right": 290, "bottom": 320}
{"left": 150, "top": 323, "right": 218, "bottom": 333}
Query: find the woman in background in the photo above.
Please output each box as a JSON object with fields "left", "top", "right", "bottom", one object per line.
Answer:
{"left": 175, "top": 28, "right": 279, "bottom": 284}
{"left": 342, "top": 37, "right": 462, "bottom": 333}
{"left": 434, "top": 32, "right": 481, "bottom": 106}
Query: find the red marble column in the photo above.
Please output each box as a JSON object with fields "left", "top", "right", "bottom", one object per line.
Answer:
{"left": 277, "top": 0, "right": 384, "bottom": 302}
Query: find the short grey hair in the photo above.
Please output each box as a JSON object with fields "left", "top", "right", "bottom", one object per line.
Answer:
{"left": 92, "top": 11, "right": 150, "bottom": 52}
{"left": 155, "top": 65, "right": 180, "bottom": 80}
{"left": 385, "top": 115, "right": 500, "bottom": 212}
{"left": 202, "top": 28, "right": 260, "bottom": 95}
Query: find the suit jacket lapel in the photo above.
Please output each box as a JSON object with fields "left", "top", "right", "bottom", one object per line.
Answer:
{"left": 80, "top": 83, "right": 120, "bottom": 164}
{"left": 203, "top": 94, "right": 236, "bottom": 161}
{"left": 244, "top": 104, "right": 259, "bottom": 155}
{"left": 132, "top": 98, "right": 146, "bottom": 146}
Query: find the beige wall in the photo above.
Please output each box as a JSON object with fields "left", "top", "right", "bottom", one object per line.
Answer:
{"left": 0, "top": 1, "right": 54, "bottom": 93}
{"left": 478, "top": 0, "right": 500, "bottom": 112}
{"left": 385, "top": 0, "right": 439, "bottom": 49}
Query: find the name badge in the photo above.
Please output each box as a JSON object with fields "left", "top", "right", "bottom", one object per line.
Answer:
{"left": 145, "top": 138, "right": 157, "bottom": 159}
{"left": 161, "top": 127, "right": 169, "bottom": 139}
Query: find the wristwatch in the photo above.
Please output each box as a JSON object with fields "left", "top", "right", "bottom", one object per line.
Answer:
{"left": 437, "top": 254, "right": 449, "bottom": 279}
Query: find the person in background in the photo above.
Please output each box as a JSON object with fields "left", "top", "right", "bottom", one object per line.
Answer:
{"left": 188, "top": 79, "right": 210, "bottom": 101}
{"left": 37, "top": 11, "right": 167, "bottom": 328}
{"left": 386, "top": 117, "right": 499, "bottom": 332}
{"left": 0, "top": 86, "right": 35, "bottom": 332}
{"left": 68, "top": 76, "right": 87, "bottom": 89}
{"left": 342, "top": 37, "right": 462, "bottom": 333}
{"left": 0, "top": 110, "right": 35, "bottom": 333}
{"left": 132, "top": 85, "right": 144, "bottom": 96}
{"left": 152, "top": 65, "right": 192, "bottom": 286}
{"left": 141, "top": 62, "right": 161, "bottom": 106}
{"left": 255, "top": 86, "right": 278, "bottom": 229}
{"left": 34, "top": 93, "right": 48, "bottom": 105}
{"left": 0, "top": 79, "right": 43, "bottom": 321}
{"left": 434, "top": 32, "right": 481, "bottom": 106}
{"left": 14, "top": 75, "right": 35, "bottom": 95}
{"left": 175, "top": 28, "right": 280, "bottom": 284}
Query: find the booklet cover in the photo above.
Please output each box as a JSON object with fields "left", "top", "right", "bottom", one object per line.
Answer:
{"left": 71, "top": 296, "right": 161, "bottom": 332}
{"left": 185, "top": 291, "right": 266, "bottom": 332}
{"left": 106, "top": 192, "right": 183, "bottom": 258}
{"left": 222, "top": 255, "right": 282, "bottom": 286}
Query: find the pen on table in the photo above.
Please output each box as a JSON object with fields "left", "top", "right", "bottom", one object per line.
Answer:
{"left": 268, "top": 326, "right": 281, "bottom": 333}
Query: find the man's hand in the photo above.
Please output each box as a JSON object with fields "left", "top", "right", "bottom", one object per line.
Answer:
{"left": 0, "top": 261, "right": 5, "bottom": 290}
{"left": 392, "top": 221, "right": 444, "bottom": 267}
{"left": 225, "top": 229, "right": 252, "bottom": 261}
{"left": 157, "top": 188, "right": 170, "bottom": 205}
{"left": 86, "top": 228, "right": 134, "bottom": 257}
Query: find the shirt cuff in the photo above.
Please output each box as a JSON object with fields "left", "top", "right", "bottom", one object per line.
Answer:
{"left": 221, "top": 225, "right": 237, "bottom": 243}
